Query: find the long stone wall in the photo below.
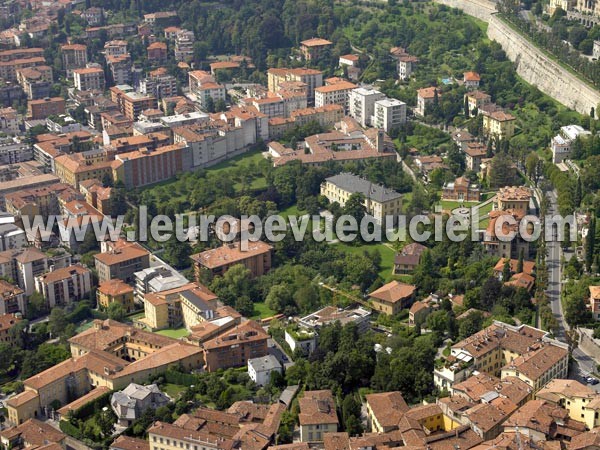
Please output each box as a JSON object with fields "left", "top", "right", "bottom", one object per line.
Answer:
{"left": 435, "top": 0, "right": 600, "bottom": 116}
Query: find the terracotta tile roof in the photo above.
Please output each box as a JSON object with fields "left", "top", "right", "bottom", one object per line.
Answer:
{"left": 0, "top": 280, "right": 23, "bottom": 300}
{"left": 0, "top": 313, "right": 21, "bottom": 332}
{"left": 467, "top": 90, "right": 491, "bottom": 100}
{"left": 493, "top": 258, "right": 536, "bottom": 276}
{"left": 464, "top": 71, "right": 481, "bottom": 82}
{"left": 97, "top": 278, "right": 133, "bottom": 297}
{"left": 190, "top": 241, "right": 273, "bottom": 270}
{"left": 405, "top": 403, "right": 442, "bottom": 422}
{"left": 61, "top": 44, "right": 86, "bottom": 51}
{"left": 73, "top": 67, "right": 104, "bottom": 75}
{"left": 94, "top": 242, "right": 149, "bottom": 266}
{"left": 465, "top": 402, "right": 512, "bottom": 433}
{"left": 301, "top": 38, "right": 332, "bottom": 47}
{"left": 57, "top": 386, "right": 110, "bottom": 416}
{"left": 590, "top": 286, "right": 600, "bottom": 299}
{"left": 570, "top": 428, "right": 600, "bottom": 450}
{"left": 505, "top": 272, "right": 535, "bottom": 291}
{"left": 497, "top": 186, "right": 531, "bottom": 202}
{"left": 0, "top": 419, "right": 65, "bottom": 447}
{"left": 410, "top": 301, "right": 430, "bottom": 315}
{"left": 6, "top": 389, "right": 38, "bottom": 408}
{"left": 323, "top": 432, "right": 350, "bottom": 450}
{"left": 110, "top": 435, "right": 150, "bottom": 450}
{"left": 366, "top": 391, "right": 409, "bottom": 429}
{"left": 504, "top": 400, "right": 571, "bottom": 437}
{"left": 13, "top": 247, "right": 46, "bottom": 264}
{"left": 340, "top": 54, "right": 359, "bottom": 62}
{"left": 147, "top": 421, "right": 236, "bottom": 450}
{"left": 37, "top": 264, "right": 90, "bottom": 285}
{"left": 369, "top": 281, "right": 416, "bottom": 304}
{"left": 298, "top": 390, "right": 339, "bottom": 426}
{"left": 315, "top": 81, "right": 356, "bottom": 93}
{"left": 417, "top": 87, "right": 439, "bottom": 99}
{"left": 202, "top": 320, "right": 267, "bottom": 351}
{"left": 505, "top": 344, "right": 568, "bottom": 381}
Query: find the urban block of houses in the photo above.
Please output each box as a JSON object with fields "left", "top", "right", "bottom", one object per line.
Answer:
{"left": 433, "top": 321, "right": 569, "bottom": 393}
{"left": 94, "top": 239, "right": 151, "bottom": 284}
{"left": 7, "top": 319, "right": 203, "bottom": 425}
{"left": 190, "top": 241, "right": 273, "bottom": 280}
{"left": 97, "top": 278, "right": 135, "bottom": 313}
{"left": 298, "top": 390, "right": 339, "bottom": 443}
{"left": 393, "top": 242, "right": 427, "bottom": 274}
{"left": 34, "top": 264, "right": 92, "bottom": 308}
{"left": 482, "top": 109, "right": 516, "bottom": 140}
{"left": 369, "top": 280, "right": 417, "bottom": 315}
{"left": 320, "top": 172, "right": 402, "bottom": 226}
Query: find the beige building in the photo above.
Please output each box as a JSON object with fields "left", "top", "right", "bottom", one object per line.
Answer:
{"left": 190, "top": 241, "right": 273, "bottom": 279}
{"left": 61, "top": 44, "right": 87, "bottom": 76}
{"left": 268, "top": 68, "right": 323, "bottom": 103}
{"left": 314, "top": 79, "right": 357, "bottom": 113}
{"left": 365, "top": 391, "right": 409, "bottom": 433}
{"left": 416, "top": 87, "right": 440, "bottom": 117}
{"left": 495, "top": 186, "right": 531, "bottom": 216}
{"left": 94, "top": 240, "right": 151, "bottom": 283}
{"left": 0, "top": 280, "right": 26, "bottom": 315}
{"left": 298, "top": 390, "right": 339, "bottom": 442}
{"left": 320, "top": 172, "right": 402, "bottom": 226}
{"left": 369, "top": 281, "right": 416, "bottom": 316}
{"left": 536, "top": 379, "right": 600, "bottom": 430}
{"left": 34, "top": 264, "right": 92, "bottom": 308}
{"left": 97, "top": 278, "right": 134, "bottom": 312}
{"left": 482, "top": 110, "right": 516, "bottom": 140}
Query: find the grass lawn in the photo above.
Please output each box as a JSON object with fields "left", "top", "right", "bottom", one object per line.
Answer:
{"left": 207, "top": 148, "right": 267, "bottom": 172}
{"left": 163, "top": 383, "right": 187, "bottom": 398}
{"left": 335, "top": 242, "right": 397, "bottom": 281}
{"left": 251, "top": 302, "right": 277, "bottom": 320}
{"left": 476, "top": 201, "right": 493, "bottom": 217}
{"left": 280, "top": 204, "right": 304, "bottom": 220}
{"left": 155, "top": 327, "right": 190, "bottom": 339}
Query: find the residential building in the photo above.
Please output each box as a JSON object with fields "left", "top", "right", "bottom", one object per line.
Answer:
{"left": 53, "top": 153, "right": 113, "bottom": 189}
{"left": 0, "top": 281, "right": 25, "bottom": 315}
{"left": 551, "top": 124, "right": 591, "bottom": 163}
{"left": 442, "top": 176, "right": 482, "bottom": 202}
{"left": 0, "top": 247, "right": 49, "bottom": 296}
{"left": 298, "top": 305, "right": 371, "bottom": 332}
{"left": 187, "top": 70, "right": 226, "bottom": 110}
{"left": 134, "top": 265, "right": 189, "bottom": 304}
{"left": 73, "top": 67, "right": 105, "bottom": 92}
{"left": 416, "top": 87, "right": 440, "bottom": 116}
{"left": 348, "top": 87, "right": 386, "bottom": 127}
{"left": 16, "top": 66, "right": 53, "bottom": 100}
{"left": 147, "top": 42, "right": 167, "bottom": 64}
{"left": 82, "top": 7, "right": 104, "bottom": 25}
{"left": 285, "top": 325, "right": 317, "bottom": 355}
{"left": 97, "top": 278, "right": 135, "bottom": 313}
{"left": 0, "top": 108, "right": 19, "bottom": 134}
{"left": 369, "top": 281, "right": 417, "bottom": 315}
{"left": 300, "top": 38, "right": 332, "bottom": 61}
{"left": 495, "top": 186, "right": 531, "bottom": 216}
{"left": 464, "top": 142, "right": 487, "bottom": 171}
{"left": 110, "top": 85, "right": 158, "bottom": 120}
{"left": 27, "top": 97, "right": 65, "bottom": 120}
{"left": 111, "top": 383, "right": 170, "bottom": 426}
{"left": 339, "top": 54, "right": 360, "bottom": 67}
{"left": 268, "top": 68, "right": 323, "bottom": 104}
{"left": 61, "top": 44, "right": 88, "bottom": 76}
{"left": 140, "top": 68, "right": 178, "bottom": 99}
{"left": 0, "top": 222, "right": 26, "bottom": 252}
{"left": 202, "top": 320, "right": 269, "bottom": 372}
{"left": 298, "top": 390, "right": 339, "bottom": 443}
{"left": 314, "top": 79, "right": 356, "bottom": 113}
{"left": 493, "top": 257, "right": 536, "bottom": 281}
{"left": 409, "top": 301, "right": 432, "bottom": 326}
{"left": 94, "top": 240, "right": 151, "bottom": 283}
{"left": 372, "top": 98, "right": 407, "bottom": 132}
{"left": 190, "top": 241, "right": 273, "bottom": 279}
{"left": 320, "top": 172, "right": 402, "bottom": 225}
{"left": 433, "top": 321, "right": 568, "bottom": 392}
{"left": 465, "top": 90, "right": 492, "bottom": 115}
{"left": 0, "top": 313, "right": 21, "bottom": 345}
{"left": 464, "top": 71, "right": 481, "bottom": 89}
{"left": 0, "top": 419, "right": 65, "bottom": 448}
{"left": 390, "top": 47, "right": 419, "bottom": 80}
{"left": 482, "top": 109, "right": 516, "bottom": 140}
{"left": 110, "top": 435, "right": 149, "bottom": 450}
{"left": 174, "top": 29, "right": 194, "bottom": 62}
{"left": 104, "top": 40, "right": 128, "bottom": 57}
{"left": 393, "top": 242, "right": 427, "bottom": 274}
{"left": 483, "top": 210, "right": 531, "bottom": 259}
{"left": 365, "top": 391, "right": 409, "bottom": 433}
{"left": 247, "top": 355, "right": 282, "bottom": 386}
{"left": 34, "top": 264, "right": 92, "bottom": 308}
{"left": 112, "top": 142, "right": 192, "bottom": 189}
{"left": 107, "top": 54, "right": 131, "bottom": 86}
{"left": 536, "top": 379, "right": 600, "bottom": 430}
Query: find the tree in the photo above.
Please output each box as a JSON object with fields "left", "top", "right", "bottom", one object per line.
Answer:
{"left": 489, "top": 153, "right": 515, "bottom": 188}
{"left": 342, "top": 193, "right": 366, "bottom": 229}
{"left": 517, "top": 248, "right": 524, "bottom": 274}
{"left": 586, "top": 216, "right": 596, "bottom": 272}
{"left": 48, "top": 308, "right": 68, "bottom": 338}
{"left": 204, "top": 96, "right": 215, "bottom": 113}
{"left": 107, "top": 302, "right": 125, "bottom": 321}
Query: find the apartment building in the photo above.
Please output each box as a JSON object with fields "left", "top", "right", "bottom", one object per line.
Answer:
{"left": 314, "top": 79, "right": 357, "bottom": 113}
{"left": 465, "top": 90, "right": 492, "bottom": 115}
{"left": 268, "top": 68, "right": 323, "bottom": 104}
{"left": 97, "top": 278, "right": 135, "bottom": 312}
{"left": 0, "top": 280, "right": 26, "bottom": 315}
{"left": 188, "top": 70, "right": 227, "bottom": 110}
{"left": 16, "top": 66, "right": 53, "bottom": 99}
{"left": 27, "top": 97, "right": 65, "bottom": 120}
{"left": 0, "top": 222, "right": 26, "bottom": 252}
{"left": 298, "top": 390, "right": 339, "bottom": 443}
{"left": 61, "top": 44, "right": 88, "bottom": 76}
{"left": 433, "top": 321, "right": 568, "bottom": 393}
{"left": 104, "top": 40, "right": 128, "bottom": 57}
{"left": 73, "top": 67, "right": 105, "bottom": 92}
{"left": 107, "top": 54, "right": 131, "bottom": 86}
{"left": 464, "top": 142, "right": 487, "bottom": 171}
{"left": 134, "top": 265, "right": 188, "bottom": 304}
{"left": 551, "top": 124, "right": 591, "bottom": 163}
{"left": 372, "top": 98, "right": 407, "bottom": 132}
{"left": 202, "top": 320, "right": 269, "bottom": 371}
{"left": 147, "top": 42, "right": 167, "bottom": 64}
{"left": 369, "top": 281, "right": 416, "bottom": 315}
{"left": 140, "top": 68, "right": 178, "bottom": 99}
{"left": 53, "top": 153, "right": 114, "bottom": 189}
{"left": 348, "top": 87, "right": 386, "bottom": 127}
{"left": 0, "top": 247, "right": 49, "bottom": 296}
{"left": 536, "top": 379, "right": 600, "bottom": 430}
{"left": 390, "top": 47, "right": 419, "bottom": 81}
{"left": 366, "top": 391, "right": 409, "bottom": 433}
{"left": 174, "top": 29, "right": 194, "bottom": 62}
{"left": 190, "top": 241, "right": 273, "bottom": 279}
{"left": 34, "top": 264, "right": 92, "bottom": 308}
{"left": 321, "top": 172, "right": 402, "bottom": 225}
{"left": 482, "top": 109, "right": 517, "bottom": 140}
{"left": 495, "top": 186, "right": 532, "bottom": 216}
{"left": 110, "top": 85, "right": 158, "bottom": 120}
{"left": 416, "top": 86, "right": 440, "bottom": 117}
{"left": 94, "top": 240, "right": 151, "bottom": 283}
{"left": 112, "top": 142, "right": 191, "bottom": 189}
{"left": 300, "top": 38, "right": 332, "bottom": 61}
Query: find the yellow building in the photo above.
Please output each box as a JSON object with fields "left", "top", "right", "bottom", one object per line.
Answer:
{"left": 96, "top": 279, "right": 134, "bottom": 312}
{"left": 369, "top": 281, "right": 416, "bottom": 316}
{"left": 536, "top": 379, "right": 600, "bottom": 430}
{"left": 405, "top": 404, "right": 445, "bottom": 433}
{"left": 365, "top": 391, "right": 409, "bottom": 433}
{"left": 298, "top": 390, "right": 339, "bottom": 443}
{"left": 495, "top": 186, "right": 531, "bottom": 216}
{"left": 54, "top": 153, "right": 114, "bottom": 189}
{"left": 320, "top": 173, "right": 402, "bottom": 225}
{"left": 482, "top": 110, "right": 516, "bottom": 140}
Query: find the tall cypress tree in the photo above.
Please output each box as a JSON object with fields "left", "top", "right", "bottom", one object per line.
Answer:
{"left": 586, "top": 215, "right": 596, "bottom": 272}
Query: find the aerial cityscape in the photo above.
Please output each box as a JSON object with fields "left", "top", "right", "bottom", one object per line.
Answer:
{"left": 0, "top": 0, "right": 599, "bottom": 449}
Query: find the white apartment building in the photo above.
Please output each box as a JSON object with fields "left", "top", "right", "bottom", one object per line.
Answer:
{"left": 73, "top": 67, "right": 105, "bottom": 92}
{"left": 372, "top": 98, "right": 407, "bottom": 132}
{"left": 314, "top": 80, "right": 356, "bottom": 113}
{"left": 247, "top": 355, "right": 282, "bottom": 386}
{"left": 35, "top": 265, "right": 92, "bottom": 308}
{"left": 174, "top": 29, "right": 194, "bottom": 62}
{"left": 348, "top": 87, "right": 386, "bottom": 128}
{"left": 104, "top": 40, "right": 128, "bottom": 58}
{"left": 0, "top": 108, "right": 19, "bottom": 134}
{"left": 139, "top": 74, "right": 178, "bottom": 99}
{"left": 0, "top": 223, "right": 26, "bottom": 252}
